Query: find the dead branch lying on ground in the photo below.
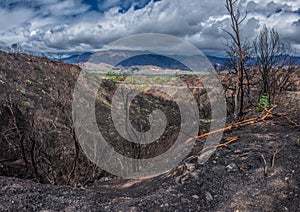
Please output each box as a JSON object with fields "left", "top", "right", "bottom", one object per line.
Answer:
{"left": 184, "top": 137, "right": 240, "bottom": 163}
{"left": 195, "top": 106, "right": 276, "bottom": 140}
{"left": 282, "top": 116, "right": 300, "bottom": 128}
{"left": 183, "top": 106, "right": 276, "bottom": 164}
{"left": 201, "top": 137, "right": 240, "bottom": 152}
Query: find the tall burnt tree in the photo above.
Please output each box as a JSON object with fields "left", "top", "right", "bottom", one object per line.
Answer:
{"left": 253, "top": 25, "right": 294, "bottom": 105}
{"left": 224, "top": 0, "right": 250, "bottom": 120}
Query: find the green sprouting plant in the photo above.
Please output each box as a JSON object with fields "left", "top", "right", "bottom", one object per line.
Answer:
{"left": 25, "top": 79, "right": 33, "bottom": 85}
{"left": 168, "top": 125, "right": 179, "bottom": 130}
{"left": 295, "top": 139, "right": 300, "bottom": 147}
{"left": 102, "top": 99, "right": 111, "bottom": 107}
{"left": 21, "top": 96, "right": 30, "bottom": 107}
{"left": 200, "top": 119, "right": 215, "bottom": 124}
{"left": 0, "top": 73, "right": 5, "bottom": 84}
{"left": 22, "top": 101, "right": 31, "bottom": 107}
{"left": 15, "top": 83, "right": 26, "bottom": 94}
{"left": 256, "top": 95, "right": 270, "bottom": 112}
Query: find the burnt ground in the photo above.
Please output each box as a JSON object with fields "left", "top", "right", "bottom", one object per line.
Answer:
{"left": 0, "top": 51, "right": 299, "bottom": 211}
{"left": 1, "top": 120, "right": 299, "bottom": 211}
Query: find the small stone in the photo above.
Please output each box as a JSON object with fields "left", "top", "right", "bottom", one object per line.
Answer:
{"left": 160, "top": 203, "right": 170, "bottom": 208}
{"left": 226, "top": 163, "right": 239, "bottom": 172}
{"left": 192, "top": 195, "right": 199, "bottom": 199}
{"left": 185, "top": 163, "right": 196, "bottom": 171}
{"left": 129, "top": 206, "right": 138, "bottom": 212}
{"left": 205, "top": 191, "right": 213, "bottom": 201}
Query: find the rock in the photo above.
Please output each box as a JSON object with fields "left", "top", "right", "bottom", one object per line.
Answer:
{"left": 192, "top": 195, "right": 199, "bottom": 199}
{"left": 226, "top": 163, "right": 239, "bottom": 172}
{"left": 185, "top": 163, "right": 196, "bottom": 171}
{"left": 205, "top": 192, "right": 213, "bottom": 201}
{"left": 160, "top": 203, "right": 169, "bottom": 207}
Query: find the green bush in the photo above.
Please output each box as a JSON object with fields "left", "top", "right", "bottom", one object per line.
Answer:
{"left": 256, "top": 95, "right": 270, "bottom": 112}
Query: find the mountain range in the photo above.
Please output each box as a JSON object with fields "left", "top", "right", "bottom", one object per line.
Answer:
{"left": 61, "top": 50, "right": 300, "bottom": 71}
{"left": 61, "top": 50, "right": 229, "bottom": 71}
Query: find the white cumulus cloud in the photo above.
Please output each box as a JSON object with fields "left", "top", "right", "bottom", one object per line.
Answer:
{"left": 0, "top": 0, "right": 299, "bottom": 55}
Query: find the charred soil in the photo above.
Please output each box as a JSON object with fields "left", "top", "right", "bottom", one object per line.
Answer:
{"left": 0, "top": 52, "right": 299, "bottom": 211}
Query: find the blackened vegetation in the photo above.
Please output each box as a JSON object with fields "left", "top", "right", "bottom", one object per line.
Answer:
{"left": 0, "top": 51, "right": 212, "bottom": 185}
{"left": 0, "top": 51, "right": 299, "bottom": 211}
{"left": 0, "top": 51, "right": 108, "bottom": 185}
{"left": 96, "top": 88, "right": 182, "bottom": 159}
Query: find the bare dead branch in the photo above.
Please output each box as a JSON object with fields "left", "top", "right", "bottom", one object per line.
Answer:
{"left": 259, "top": 153, "right": 268, "bottom": 176}
{"left": 271, "top": 142, "right": 286, "bottom": 169}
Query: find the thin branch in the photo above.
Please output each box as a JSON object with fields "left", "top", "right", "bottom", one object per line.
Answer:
{"left": 193, "top": 106, "right": 275, "bottom": 140}
{"left": 222, "top": 29, "right": 238, "bottom": 45}
{"left": 271, "top": 142, "right": 286, "bottom": 169}
{"left": 259, "top": 153, "right": 268, "bottom": 176}
{"left": 238, "top": 11, "right": 248, "bottom": 25}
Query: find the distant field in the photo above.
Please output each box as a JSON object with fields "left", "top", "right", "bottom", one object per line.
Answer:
{"left": 84, "top": 69, "right": 211, "bottom": 77}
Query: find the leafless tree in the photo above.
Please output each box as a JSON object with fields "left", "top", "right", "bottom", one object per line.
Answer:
{"left": 11, "top": 43, "right": 22, "bottom": 53}
{"left": 224, "top": 0, "right": 250, "bottom": 120}
{"left": 253, "top": 25, "right": 294, "bottom": 105}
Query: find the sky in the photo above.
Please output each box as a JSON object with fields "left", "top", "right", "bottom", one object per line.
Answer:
{"left": 0, "top": 0, "right": 299, "bottom": 57}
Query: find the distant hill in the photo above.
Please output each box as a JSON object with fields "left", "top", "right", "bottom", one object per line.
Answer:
{"left": 293, "top": 57, "right": 300, "bottom": 66}
{"left": 61, "top": 52, "right": 93, "bottom": 64}
{"left": 118, "top": 54, "right": 190, "bottom": 70}
{"left": 61, "top": 50, "right": 300, "bottom": 71}
{"left": 61, "top": 50, "right": 228, "bottom": 71}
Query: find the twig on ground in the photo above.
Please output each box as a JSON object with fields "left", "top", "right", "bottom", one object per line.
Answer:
{"left": 271, "top": 142, "right": 286, "bottom": 169}
{"left": 259, "top": 153, "right": 268, "bottom": 176}
{"left": 217, "top": 137, "right": 239, "bottom": 147}
{"left": 183, "top": 106, "right": 276, "bottom": 167}
{"left": 195, "top": 106, "right": 275, "bottom": 140}
{"left": 285, "top": 116, "right": 300, "bottom": 127}
{"left": 201, "top": 136, "right": 239, "bottom": 152}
